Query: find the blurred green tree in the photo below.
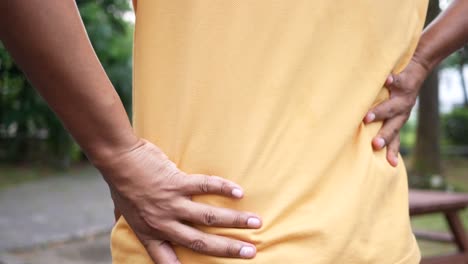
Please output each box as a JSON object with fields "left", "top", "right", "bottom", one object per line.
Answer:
{"left": 443, "top": 107, "right": 468, "bottom": 146}
{"left": 0, "top": 0, "right": 134, "bottom": 168}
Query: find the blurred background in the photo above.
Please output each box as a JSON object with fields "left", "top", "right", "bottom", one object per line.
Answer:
{"left": 0, "top": 0, "right": 467, "bottom": 263}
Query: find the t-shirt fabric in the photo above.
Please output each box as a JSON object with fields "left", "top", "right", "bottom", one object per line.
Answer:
{"left": 111, "top": 1, "right": 429, "bottom": 263}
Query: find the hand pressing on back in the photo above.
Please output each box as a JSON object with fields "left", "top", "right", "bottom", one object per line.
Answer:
{"left": 363, "top": 0, "right": 468, "bottom": 167}
{"left": 363, "top": 58, "right": 429, "bottom": 167}
{"left": 0, "top": 1, "right": 262, "bottom": 263}
{"left": 95, "top": 138, "right": 262, "bottom": 263}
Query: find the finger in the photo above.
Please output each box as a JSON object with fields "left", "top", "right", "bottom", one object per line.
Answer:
{"left": 176, "top": 199, "right": 262, "bottom": 228}
{"left": 170, "top": 222, "right": 257, "bottom": 259}
{"left": 145, "top": 239, "right": 181, "bottom": 264}
{"left": 364, "top": 98, "right": 404, "bottom": 124}
{"left": 384, "top": 74, "right": 395, "bottom": 87}
{"left": 181, "top": 174, "right": 245, "bottom": 198}
{"left": 372, "top": 115, "right": 407, "bottom": 150}
{"left": 386, "top": 135, "right": 400, "bottom": 167}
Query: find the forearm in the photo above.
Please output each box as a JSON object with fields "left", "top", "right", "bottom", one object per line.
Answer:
{"left": 413, "top": 0, "right": 468, "bottom": 72}
{"left": 0, "top": 0, "right": 139, "bottom": 164}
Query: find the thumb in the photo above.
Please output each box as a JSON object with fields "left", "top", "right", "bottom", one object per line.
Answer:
{"left": 146, "top": 240, "right": 181, "bottom": 264}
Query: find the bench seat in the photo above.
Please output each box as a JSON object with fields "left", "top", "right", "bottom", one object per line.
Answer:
{"left": 409, "top": 189, "right": 468, "bottom": 264}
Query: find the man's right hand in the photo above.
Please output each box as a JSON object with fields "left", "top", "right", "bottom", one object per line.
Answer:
{"left": 94, "top": 138, "right": 262, "bottom": 263}
{"left": 0, "top": 1, "right": 261, "bottom": 262}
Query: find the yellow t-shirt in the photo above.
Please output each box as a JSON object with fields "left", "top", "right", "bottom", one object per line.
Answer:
{"left": 111, "top": 1, "right": 428, "bottom": 263}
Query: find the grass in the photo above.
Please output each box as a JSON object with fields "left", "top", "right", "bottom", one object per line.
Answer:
{"left": 410, "top": 157, "right": 468, "bottom": 257}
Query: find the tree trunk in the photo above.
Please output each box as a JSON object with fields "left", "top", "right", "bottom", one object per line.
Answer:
{"left": 459, "top": 47, "right": 468, "bottom": 107}
{"left": 411, "top": 0, "right": 442, "bottom": 187}
{"left": 458, "top": 63, "right": 468, "bottom": 107}
{"left": 412, "top": 68, "right": 442, "bottom": 177}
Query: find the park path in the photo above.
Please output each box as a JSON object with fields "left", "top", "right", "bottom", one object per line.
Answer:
{"left": 0, "top": 165, "right": 114, "bottom": 263}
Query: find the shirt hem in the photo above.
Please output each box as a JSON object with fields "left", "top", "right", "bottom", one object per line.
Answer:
{"left": 394, "top": 235, "right": 421, "bottom": 264}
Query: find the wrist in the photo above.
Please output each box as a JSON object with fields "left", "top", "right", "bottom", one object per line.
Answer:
{"left": 411, "top": 38, "right": 444, "bottom": 74}
{"left": 84, "top": 131, "right": 142, "bottom": 169}
{"left": 405, "top": 47, "right": 435, "bottom": 87}
{"left": 90, "top": 137, "right": 168, "bottom": 198}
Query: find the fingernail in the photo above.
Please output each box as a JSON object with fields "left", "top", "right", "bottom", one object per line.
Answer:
{"left": 393, "top": 156, "right": 399, "bottom": 166}
{"left": 375, "top": 138, "right": 386, "bottom": 149}
{"left": 232, "top": 188, "right": 243, "bottom": 198}
{"left": 240, "top": 246, "right": 255, "bottom": 258}
{"left": 387, "top": 75, "right": 394, "bottom": 84}
{"left": 247, "top": 217, "right": 261, "bottom": 228}
{"left": 366, "top": 112, "right": 375, "bottom": 123}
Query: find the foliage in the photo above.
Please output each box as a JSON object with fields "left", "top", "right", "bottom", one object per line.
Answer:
{"left": 400, "top": 120, "right": 416, "bottom": 155}
{"left": 0, "top": 0, "right": 134, "bottom": 167}
{"left": 443, "top": 107, "right": 468, "bottom": 146}
{"left": 441, "top": 46, "right": 468, "bottom": 68}
{"left": 77, "top": 0, "right": 134, "bottom": 115}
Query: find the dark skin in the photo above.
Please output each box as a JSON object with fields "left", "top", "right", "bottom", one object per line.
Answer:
{"left": 364, "top": 0, "right": 468, "bottom": 167}
{"left": 0, "top": 0, "right": 467, "bottom": 263}
{"left": 0, "top": 0, "right": 261, "bottom": 262}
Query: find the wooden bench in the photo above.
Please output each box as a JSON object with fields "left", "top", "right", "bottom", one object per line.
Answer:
{"left": 410, "top": 190, "right": 468, "bottom": 264}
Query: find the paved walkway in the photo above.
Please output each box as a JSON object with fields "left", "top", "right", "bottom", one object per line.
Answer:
{"left": 0, "top": 234, "right": 112, "bottom": 264}
{"left": 0, "top": 165, "right": 114, "bottom": 263}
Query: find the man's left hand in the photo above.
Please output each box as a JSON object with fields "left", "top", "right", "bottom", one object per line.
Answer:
{"left": 363, "top": 58, "right": 429, "bottom": 167}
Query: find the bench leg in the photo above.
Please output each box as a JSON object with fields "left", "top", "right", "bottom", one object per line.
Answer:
{"left": 445, "top": 211, "right": 468, "bottom": 252}
{"left": 419, "top": 211, "right": 468, "bottom": 264}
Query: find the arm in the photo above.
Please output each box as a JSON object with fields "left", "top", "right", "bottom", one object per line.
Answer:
{"left": 413, "top": 0, "right": 468, "bottom": 73}
{"left": 364, "top": 0, "right": 468, "bottom": 166}
{"left": 0, "top": 0, "right": 261, "bottom": 262}
{"left": 0, "top": 0, "right": 138, "bottom": 164}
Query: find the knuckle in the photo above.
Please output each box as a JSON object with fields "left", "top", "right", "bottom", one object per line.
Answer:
{"left": 233, "top": 214, "right": 244, "bottom": 227}
{"left": 226, "top": 243, "right": 240, "bottom": 257}
{"left": 394, "top": 75, "right": 402, "bottom": 87}
{"left": 146, "top": 217, "right": 170, "bottom": 233}
{"left": 160, "top": 160, "right": 179, "bottom": 177}
{"left": 163, "top": 173, "right": 184, "bottom": 192}
{"left": 169, "top": 197, "right": 186, "bottom": 214}
{"left": 209, "top": 176, "right": 229, "bottom": 194}
{"left": 189, "top": 239, "right": 207, "bottom": 253}
{"left": 199, "top": 177, "right": 210, "bottom": 193}
{"left": 220, "top": 181, "right": 230, "bottom": 195}
{"left": 201, "top": 210, "right": 218, "bottom": 226}
{"left": 388, "top": 106, "right": 396, "bottom": 116}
